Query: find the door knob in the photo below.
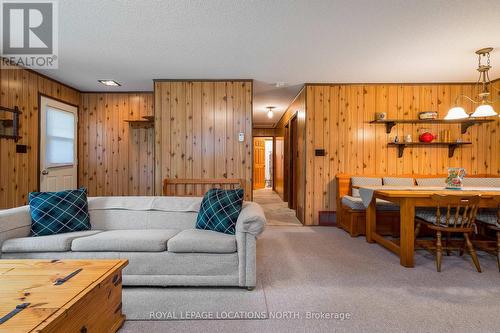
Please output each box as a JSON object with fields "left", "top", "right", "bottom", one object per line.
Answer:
{"left": 41, "top": 169, "right": 49, "bottom": 175}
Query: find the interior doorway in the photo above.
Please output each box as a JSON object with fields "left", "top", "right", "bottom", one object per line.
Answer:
{"left": 253, "top": 133, "right": 302, "bottom": 226}
{"left": 253, "top": 137, "right": 273, "bottom": 189}
{"left": 285, "top": 115, "right": 298, "bottom": 210}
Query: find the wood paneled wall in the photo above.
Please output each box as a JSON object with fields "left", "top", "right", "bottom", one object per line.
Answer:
{"left": 154, "top": 81, "right": 253, "bottom": 200}
{"left": 0, "top": 65, "right": 80, "bottom": 209}
{"left": 304, "top": 82, "right": 500, "bottom": 225}
{"left": 78, "top": 93, "right": 154, "bottom": 197}
{"left": 252, "top": 127, "right": 276, "bottom": 137}
{"left": 274, "top": 88, "right": 306, "bottom": 222}
{"left": 274, "top": 136, "right": 285, "bottom": 196}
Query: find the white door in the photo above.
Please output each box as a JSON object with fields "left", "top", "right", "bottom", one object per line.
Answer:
{"left": 40, "top": 96, "right": 78, "bottom": 192}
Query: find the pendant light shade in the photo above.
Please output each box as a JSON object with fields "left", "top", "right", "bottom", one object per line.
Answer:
{"left": 470, "top": 104, "right": 497, "bottom": 118}
{"left": 444, "top": 48, "right": 500, "bottom": 120}
{"left": 444, "top": 106, "right": 469, "bottom": 120}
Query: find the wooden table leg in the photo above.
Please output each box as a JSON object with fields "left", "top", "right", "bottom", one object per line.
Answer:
{"left": 399, "top": 198, "right": 415, "bottom": 267}
{"left": 366, "top": 196, "right": 376, "bottom": 243}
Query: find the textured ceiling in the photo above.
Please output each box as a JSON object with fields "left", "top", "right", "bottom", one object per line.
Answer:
{"left": 37, "top": 0, "right": 500, "bottom": 126}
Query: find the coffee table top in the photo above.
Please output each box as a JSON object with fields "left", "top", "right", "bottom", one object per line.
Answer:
{"left": 0, "top": 259, "right": 128, "bottom": 332}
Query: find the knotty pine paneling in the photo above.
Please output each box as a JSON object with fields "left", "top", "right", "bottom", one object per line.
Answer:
{"left": 304, "top": 83, "right": 500, "bottom": 225}
{"left": 274, "top": 137, "right": 284, "bottom": 197}
{"left": 274, "top": 88, "right": 306, "bottom": 222}
{"left": 252, "top": 127, "right": 276, "bottom": 137}
{"left": 0, "top": 65, "right": 80, "bottom": 209}
{"left": 154, "top": 81, "right": 253, "bottom": 200}
{"left": 79, "top": 93, "right": 154, "bottom": 197}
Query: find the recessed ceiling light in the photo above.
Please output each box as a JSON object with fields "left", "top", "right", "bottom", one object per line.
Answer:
{"left": 98, "top": 79, "right": 121, "bottom": 87}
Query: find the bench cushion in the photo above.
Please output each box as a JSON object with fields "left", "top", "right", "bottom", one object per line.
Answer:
{"left": 383, "top": 177, "right": 414, "bottom": 186}
{"left": 168, "top": 229, "right": 236, "bottom": 253}
{"left": 351, "top": 177, "right": 382, "bottom": 197}
{"left": 462, "top": 178, "right": 500, "bottom": 187}
{"left": 71, "top": 229, "right": 180, "bottom": 252}
{"left": 341, "top": 195, "right": 399, "bottom": 211}
{"left": 2, "top": 230, "right": 102, "bottom": 253}
{"left": 416, "top": 178, "right": 445, "bottom": 186}
{"left": 476, "top": 210, "right": 499, "bottom": 227}
{"left": 415, "top": 209, "right": 470, "bottom": 226}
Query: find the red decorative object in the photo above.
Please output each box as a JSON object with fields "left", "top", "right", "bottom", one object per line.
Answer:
{"left": 419, "top": 131, "right": 437, "bottom": 143}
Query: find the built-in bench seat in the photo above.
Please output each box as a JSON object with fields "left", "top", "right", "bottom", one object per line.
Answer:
{"left": 335, "top": 173, "right": 500, "bottom": 237}
{"left": 341, "top": 196, "right": 399, "bottom": 211}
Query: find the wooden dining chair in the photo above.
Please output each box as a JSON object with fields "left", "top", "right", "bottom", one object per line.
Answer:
{"left": 414, "top": 194, "right": 481, "bottom": 272}
{"left": 475, "top": 197, "right": 500, "bottom": 272}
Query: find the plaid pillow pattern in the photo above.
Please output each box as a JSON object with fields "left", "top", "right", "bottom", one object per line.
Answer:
{"left": 29, "top": 188, "right": 91, "bottom": 237}
{"left": 196, "top": 188, "right": 244, "bottom": 235}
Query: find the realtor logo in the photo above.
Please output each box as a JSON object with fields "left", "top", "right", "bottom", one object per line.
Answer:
{"left": 1, "top": 0, "right": 58, "bottom": 68}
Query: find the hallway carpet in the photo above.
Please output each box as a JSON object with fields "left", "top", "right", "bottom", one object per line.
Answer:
{"left": 121, "top": 226, "right": 500, "bottom": 333}
{"left": 253, "top": 188, "right": 302, "bottom": 226}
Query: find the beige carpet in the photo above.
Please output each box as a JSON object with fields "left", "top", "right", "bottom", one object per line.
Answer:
{"left": 123, "top": 281, "right": 267, "bottom": 320}
{"left": 120, "top": 226, "right": 500, "bottom": 333}
{"left": 253, "top": 188, "right": 302, "bottom": 226}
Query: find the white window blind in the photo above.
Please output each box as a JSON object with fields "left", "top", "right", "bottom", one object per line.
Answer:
{"left": 46, "top": 107, "right": 75, "bottom": 166}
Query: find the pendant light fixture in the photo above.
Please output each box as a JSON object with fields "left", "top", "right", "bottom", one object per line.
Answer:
{"left": 445, "top": 48, "right": 499, "bottom": 120}
{"left": 266, "top": 106, "right": 275, "bottom": 119}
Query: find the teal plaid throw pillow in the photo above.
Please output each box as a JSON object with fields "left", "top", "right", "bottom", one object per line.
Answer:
{"left": 196, "top": 188, "right": 244, "bottom": 235}
{"left": 29, "top": 188, "right": 91, "bottom": 237}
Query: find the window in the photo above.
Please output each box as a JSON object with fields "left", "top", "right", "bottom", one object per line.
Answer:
{"left": 46, "top": 107, "right": 75, "bottom": 167}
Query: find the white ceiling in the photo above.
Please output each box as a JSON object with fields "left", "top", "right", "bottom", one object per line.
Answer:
{"left": 39, "top": 0, "right": 500, "bottom": 126}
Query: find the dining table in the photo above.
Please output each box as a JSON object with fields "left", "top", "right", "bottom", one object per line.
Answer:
{"left": 358, "top": 186, "right": 500, "bottom": 268}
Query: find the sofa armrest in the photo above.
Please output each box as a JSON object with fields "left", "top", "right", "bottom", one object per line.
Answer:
{"left": 235, "top": 201, "right": 266, "bottom": 237}
{"left": 0, "top": 205, "right": 32, "bottom": 250}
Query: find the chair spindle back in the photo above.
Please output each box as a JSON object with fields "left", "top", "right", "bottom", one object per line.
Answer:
{"left": 431, "top": 194, "right": 481, "bottom": 228}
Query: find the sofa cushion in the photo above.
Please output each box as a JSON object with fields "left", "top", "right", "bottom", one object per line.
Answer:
{"left": 1, "top": 230, "right": 101, "bottom": 253}
{"left": 462, "top": 178, "right": 500, "bottom": 187}
{"left": 71, "top": 229, "right": 180, "bottom": 252}
{"left": 168, "top": 229, "right": 237, "bottom": 253}
{"left": 383, "top": 177, "right": 415, "bottom": 186}
{"left": 416, "top": 178, "right": 445, "bottom": 186}
{"left": 341, "top": 195, "right": 399, "bottom": 211}
{"left": 351, "top": 177, "right": 382, "bottom": 197}
{"left": 196, "top": 189, "right": 244, "bottom": 235}
{"left": 29, "top": 188, "right": 90, "bottom": 236}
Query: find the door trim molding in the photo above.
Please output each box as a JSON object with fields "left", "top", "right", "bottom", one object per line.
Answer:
{"left": 37, "top": 93, "right": 80, "bottom": 192}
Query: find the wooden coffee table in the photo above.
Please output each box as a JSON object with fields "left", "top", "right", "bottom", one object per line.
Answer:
{"left": 0, "top": 259, "right": 128, "bottom": 332}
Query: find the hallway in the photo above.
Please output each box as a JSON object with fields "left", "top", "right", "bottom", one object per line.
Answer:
{"left": 253, "top": 189, "right": 302, "bottom": 226}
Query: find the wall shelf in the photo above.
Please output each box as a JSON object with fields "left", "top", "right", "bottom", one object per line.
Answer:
{"left": 0, "top": 105, "right": 21, "bottom": 142}
{"left": 388, "top": 142, "right": 472, "bottom": 158}
{"left": 124, "top": 116, "right": 154, "bottom": 129}
{"left": 370, "top": 119, "right": 494, "bottom": 134}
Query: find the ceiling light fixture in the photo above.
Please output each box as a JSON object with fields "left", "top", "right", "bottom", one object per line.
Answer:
{"left": 98, "top": 79, "right": 121, "bottom": 87}
{"left": 445, "top": 48, "right": 499, "bottom": 120}
{"left": 266, "top": 106, "right": 275, "bottom": 119}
